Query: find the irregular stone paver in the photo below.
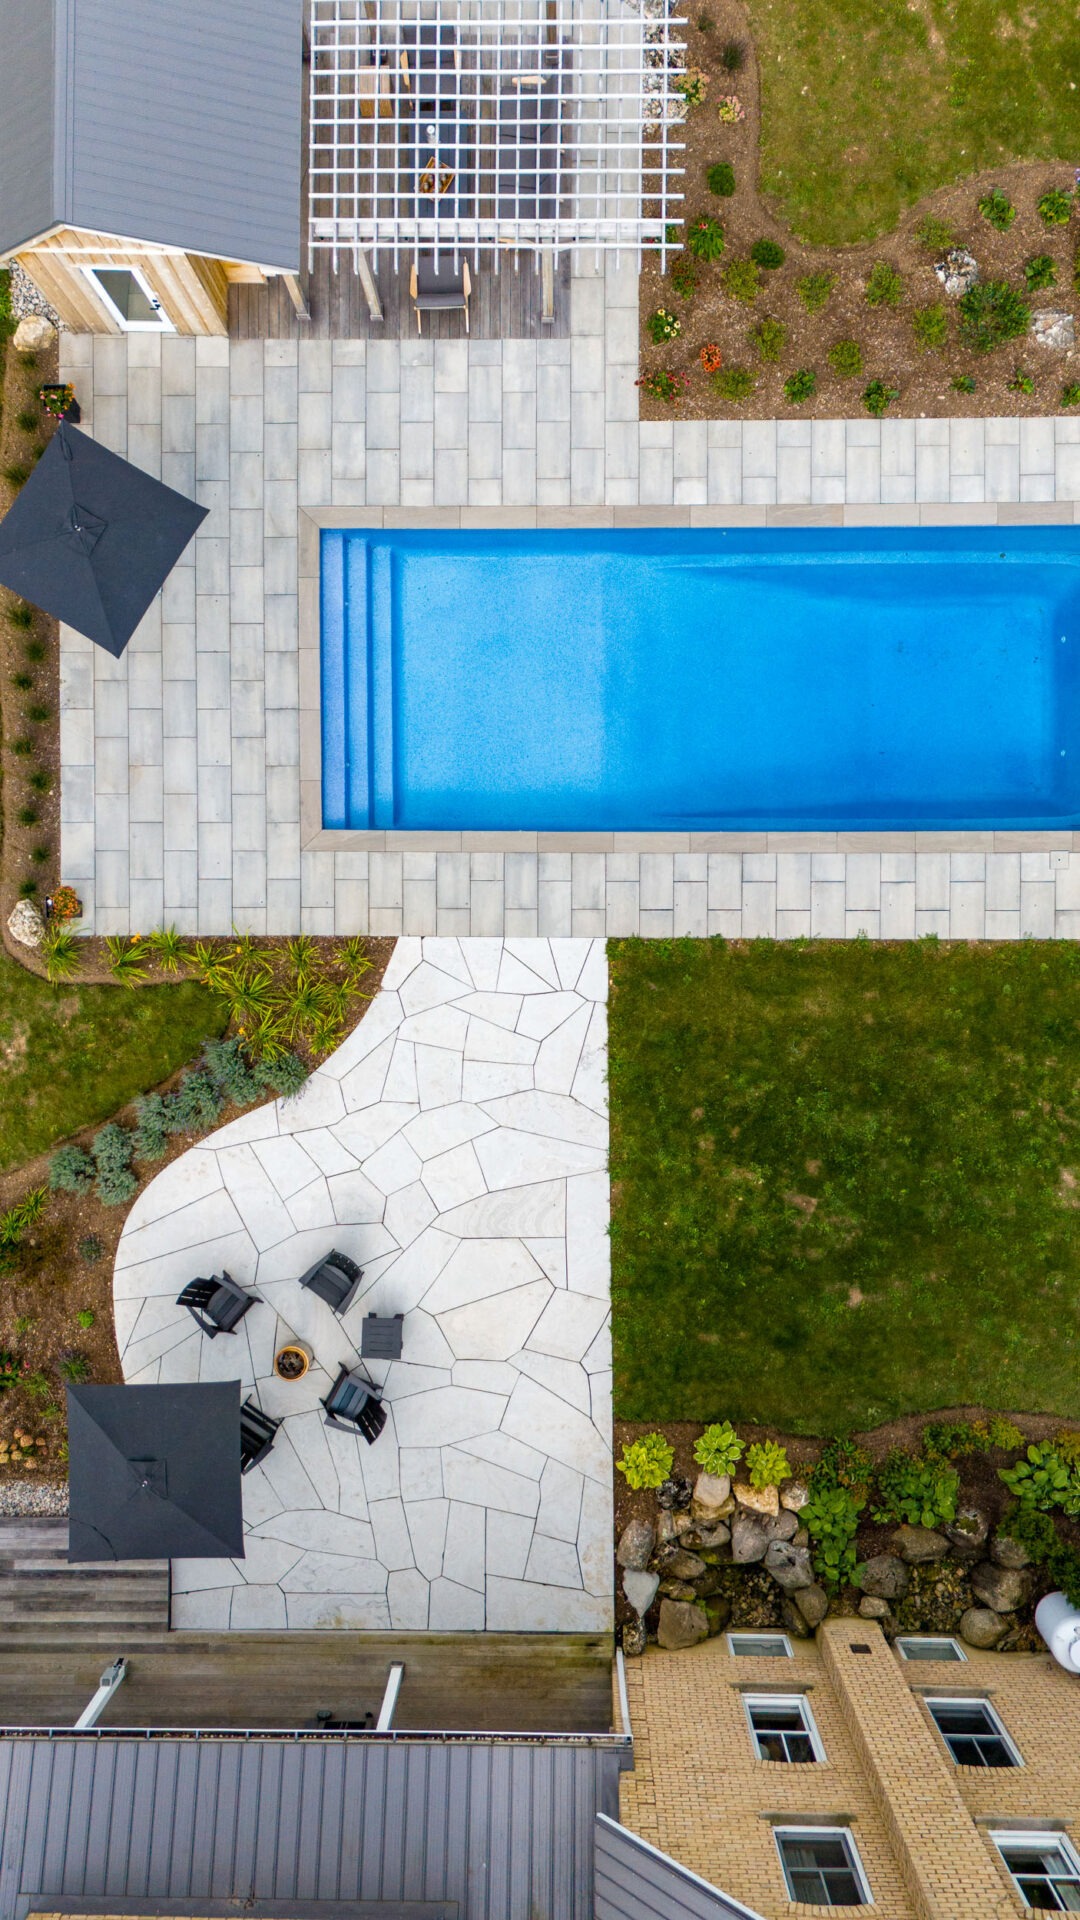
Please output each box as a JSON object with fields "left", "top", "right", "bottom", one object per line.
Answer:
{"left": 113, "top": 937, "right": 612, "bottom": 1632}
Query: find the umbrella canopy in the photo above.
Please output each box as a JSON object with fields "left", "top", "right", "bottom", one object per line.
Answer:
{"left": 0, "top": 423, "right": 207, "bottom": 656}
{"left": 67, "top": 1382, "right": 244, "bottom": 1561}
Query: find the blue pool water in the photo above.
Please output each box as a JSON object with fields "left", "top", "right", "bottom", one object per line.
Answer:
{"left": 320, "top": 526, "right": 1080, "bottom": 831}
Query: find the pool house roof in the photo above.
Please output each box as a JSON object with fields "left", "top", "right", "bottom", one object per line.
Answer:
{"left": 308, "top": 0, "right": 686, "bottom": 269}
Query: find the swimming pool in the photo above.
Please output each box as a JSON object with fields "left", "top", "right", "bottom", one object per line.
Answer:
{"left": 320, "top": 526, "right": 1080, "bottom": 832}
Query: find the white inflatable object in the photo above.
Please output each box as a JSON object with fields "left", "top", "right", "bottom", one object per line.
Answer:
{"left": 1035, "top": 1591, "right": 1080, "bottom": 1672}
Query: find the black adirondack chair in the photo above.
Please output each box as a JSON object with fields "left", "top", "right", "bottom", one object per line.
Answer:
{"left": 177, "top": 1272, "right": 257, "bottom": 1339}
{"left": 240, "top": 1398, "right": 281, "bottom": 1475}
{"left": 321, "top": 1365, "right": 386, "bottom": 1445}
{"left": 297, "top": 1249, "right": 364, "bottom": 1318}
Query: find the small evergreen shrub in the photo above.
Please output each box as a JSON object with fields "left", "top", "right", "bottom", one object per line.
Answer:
{"left": 647, "top": 307, "right": 681, "bottom": 344}
{"left": 958, "top": 279, "right": 1031, "bottom": 353}
{"left": 911, "top": 302, "right": 949, "bottom": 352}
{"left": 915, "top": 214, "right": 953, "bottom": 251}
{"left": 617, "top": 1431, "right": 674, "bottom": 1490}
{"left": 93, "top": 1123, "right": 134, "bottom": 1176}
{"left": 706, "top": 162, "right": 735, "bottom": 197}
{"left": 204, "top": 1036, "right": 263, "bottom": 1107}
{"left": 862, "top": 379, "right": 899, "bottom": 415}
{"left": 1024, "top": 253, "right": 1057, "bottom": 293}
{"left": 693, "top": 1421, "right": 743, "bottom": 1476}
{"left": 712, "top": 365, "right": 758, "bottom": 400}
{"left": 49, "top": 1145, "right": 95, "bottom": 1194}
{"left": 261, "top": 1052, "right": 309, "bottom": 1099}
{"left": 750, "top": 316, "right": 786, "bottom": 362}
{"left": 686, "top": 215, "right": 726, "bottom": 261}
{"left": 167, "top": 1069, "right": 224, "bottom": 1133}
{"left": 96, "top": 1164, "right": 139, "bottom": 1208}
{"left": 783, "top": 368, "right": 817, "bottom": 404}
{"left": 1037, "top": 187, "right": 1073, "bottom": 227}
{"left": 750, "top": 238, "right": 785, "bottom": 269}
{"left": 865, "top": 261, "right": 903, "bottom": 308}
{"left": 827, "top": 339, "right": 863, "bottom": 378}
{"left": 746, "top": 1440, "right": 790, "bottom": 1489}
{"left": 721, "top": 257, "right": 759, "bottom": 302}
{"left": 796, "top": 271, "right": 836, "bottom": 314}
{"left": 77, "top": 1235, "right": 104, "bottom": 1264}
{"left": 979, "top": 185, "right": 1016, "bottom": 231}
{"left": 132, "top": 1093, "right": 171, "bottom": 1163}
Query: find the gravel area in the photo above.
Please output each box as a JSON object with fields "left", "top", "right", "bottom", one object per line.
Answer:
{"left": 0, "top": 1480, "right": 68, "bottom": 1516}
{"left": 9, "top": 261, "right": 61, "bottom": 328}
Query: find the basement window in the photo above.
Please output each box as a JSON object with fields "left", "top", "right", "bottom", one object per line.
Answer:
{"left": 993, "top": 1833, "right": 1080, "bottom": 1911}
{"left": 896, "top": 1635, "right": 966, "bottom": 1662}
{"left": 776, "top": 1828, "right": 871, "bottom": 1907}
{"left": 927, "top": 1697, "right": 1020, "bottom": 1768}
{"left": 727, "top": 1632, "right": 793, "bottom": 1658}
{"left": 746, "top": 1695, "right": 824, "bottom": 1764}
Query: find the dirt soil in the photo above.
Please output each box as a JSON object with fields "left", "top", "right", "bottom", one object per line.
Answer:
{"left": 638, "top": 0, "right": 1080, "bottom": 420}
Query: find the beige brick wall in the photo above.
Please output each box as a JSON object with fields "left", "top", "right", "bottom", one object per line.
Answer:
{"left": 619, "top": 1626, "right": 1080, "bottom": 1920}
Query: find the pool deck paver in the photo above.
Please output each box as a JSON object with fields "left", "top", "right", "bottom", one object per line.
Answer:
{"left": 58, "top": 256, "right": 1080, "bottom": 938}
{"left": 113, "top": 936, "right": 612, "bottom": 1633}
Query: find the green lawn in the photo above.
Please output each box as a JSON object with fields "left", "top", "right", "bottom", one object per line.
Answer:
{"left": 609, "top": 938, "right": 1080, "bottom": 1433}
{"left": 747, "top": 0, "right": 1080, "bottom": 245}
{"left": 0, "top": 948, "right": 225, "bottom": 1170}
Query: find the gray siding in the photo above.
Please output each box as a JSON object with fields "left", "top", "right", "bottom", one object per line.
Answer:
{"left": 0, "top": 0, "right": 302, "bottom": 269}
{"left": 593, "top": 1817, "right": 766, "bottom": 1920}
{"left": 0, "top": 1737, "right": 621, "bottom": 1920}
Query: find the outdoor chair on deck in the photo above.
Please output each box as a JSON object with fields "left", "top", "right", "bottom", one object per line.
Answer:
{"left": 297, "top": 1248, "right": 364, "bottom": 1317}
{"left": 410, "top": 255, "right": 471, "bottom": 334}
{"left": 321, "top": 1365, "right": 387, "bottom": 1445}
{"left": 240, "top": 1398, "right": 281, "bottom": 1474}
{"left": 177, "top": 1272, "right": 257, "bottom": 1339}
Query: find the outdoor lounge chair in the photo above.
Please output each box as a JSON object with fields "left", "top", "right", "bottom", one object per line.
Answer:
{"left": 297, "top": 1248, "right": 364, "bottom": 1317}
{"left": 240, "top": 1397, "right": 281, "bottom": 1475}
{"left": 321, "top": 1365, "right": 387, "bottom": 1445}
{"left": 409, "top": 255, "right": 471, "bottom": 334}
{"left": 177, "top": 1272, "right": 257, "bottom": 1339}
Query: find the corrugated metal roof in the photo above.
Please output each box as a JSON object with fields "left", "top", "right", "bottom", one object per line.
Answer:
{"left": 0, "top": 0, "right": 301, "bottom": 268}
{"left": 593, "top": 1817, "right": 767, "bottom": 1920}
{"left": 0, "top": 1736, "right": 621, "bottom": 1920}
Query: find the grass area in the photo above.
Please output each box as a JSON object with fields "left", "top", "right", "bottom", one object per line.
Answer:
{"left": 609, "top": 938, "right": 1080, "bottom": 1433}
{"left": 747, "top": 0, "right": 1080, "bottom": 244}
{"left": 0, "top": 947, "right": 225, "bottom": 1170}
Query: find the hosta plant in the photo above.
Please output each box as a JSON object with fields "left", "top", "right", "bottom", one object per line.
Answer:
{"left": 617, "top": 1431, "right": 675, "bottom": 1490}
{"left": 746, "top": 1440, "right": 790, "bottom": 1489}
{"left": 693, "top": 1420, "right": 743, "bottom": 1477}
{"left": 805, "top": 1484, "right": 863, "bottom": 1588}
{"left": 1037, "top": 187, "right": 1073, "bottom": 227}
{"left": 1000, "top": 1443, "right": 1080, "bottom": 1514}
{"left": 873, "top": 1450, "right": 959, "bottom": 1529}
{"left": 979, "top": 186, "right": 1015, "bottom": 231}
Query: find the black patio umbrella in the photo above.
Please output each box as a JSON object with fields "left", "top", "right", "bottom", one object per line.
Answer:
{"left": 66, "top": 1382, "right": 244, "bottom": 1561}
{"left": 0, "top": 422, "right": 207, "bottom": 657}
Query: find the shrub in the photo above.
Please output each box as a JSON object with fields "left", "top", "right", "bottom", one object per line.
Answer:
{"left": 796, "top": 271, "right": 835, "bottom": 314}
{"left": 958, "top": 279, "right": 1031, "bottom": 353}
{"left": 0, "top": 268, "right": 14, "bottom": 341}
{"left": 912, "top": 302, "right": 949, "bottom": 352}
{"left": 915, "top": 215, "right": 953, "bottom": 251}
{"left": 647, "top": 307, "right": 681, "bottom": 344}
{"left": 863, "top": 379, "right": 899, "bottom": 416}
{"left": 693, "top": 1420, "right": 743, "bottom": 1477}
{"left": 10, "top": 736, "right": 33, "bottom": 755}
{"left": 40, "top": 926, "right": 81, "bottom": 984}
{"left": 204, "top": 1036, "right": 263, "bottom": 1107}
{"left": 49, "top": 1145, "right": 95, "bottom": 1194}
{"left": 132, "top": 1093, "right": 171, "bottom": 1163}
{"left": 30, "top": 843, "right": 50, "bottom": 866}
{"left": 3, "top": 462, "right": 29, "bottom": 490}
{"left": 7, "top": 602, "right": 34, "bottom": 630}
{"left": 1024, "top": 253, "right": 1057, "bottom": 293}
{"left": 167, "top": 1069, "right": 224, "bottom": 1133}
{"left": 746, "top": 1439, "right": 790, "bottom": 1489}
{"left": 76, "top": 1309, "right": 96, "bottom": 1330}
{"left": 804, "top": 1484, "right": 863, "bottom": 1588}
{"left": 713, "top": 365, "right": 758, "bottom": 400}
{"left": 865, "top": 261, "right": 903, "bottom": 308}
{"left": 105, "top": 935, "right": 148, "bottom": 988}
{"left": 719, "top": 37, "right": 744, "bottom": 70}
{"left": 988, "top": 1416, "right": 1026, "bottom": 1451}
{"left": 57, "top": 1350, "right": 90, "bottom": 1384}
{"left": 686, "top": 215, "right": 725, "bottom": 262}
{"left": 707, "top": 162, "right": 735, "bottom": 197}
{"left": 750, "top": 238, "right": 785, "bottom": 269}
{"left": 669, "top": 254, "right": 697, "bottom": 299}
{"left": 697, "top": 12, "right": 714, "bottom": 29}
{"left": 717, "top": 94, "right": 745, "bottom": 124}
{"left": 93, "top": 1124, "right": 134, "bottom": 1179}
{"left": 96, "top": 1164, "right": 138, "bottom": 1208}
{"left": 1037, "top": 187, "right": 1073, "bottom": 227}
{"left": 636, "top": 369, "right": 690, "bottom": 403}
{"left": 1007, "top": 367, "right": 1035, "bottom": 394}
{"left": 923, "top": 1418, "right": 993, "bottom": 1460}
{"left": 952, "top": 373, "right": 977, "bottom": 393}
{"left": 979, "top": 186, "right": 1015, "bottom": 231}
{"left": 827, "top": 339, "right": 863, "bottom": 378}
{"left": 873, "top": 1450, "right": 960, "bottom": 1528}
{"left": 721, "top": 257, "right": 759, "bottom": 303}
{"left": 784, "top": 368, "right": 817, "bottom": 404}
{"left": 78, "top": 1235, "right": 104, "bottom": 1264}
{"left": 617, "top": 1431, "right": 674, "bottom": 1490}
{"left": 673, "top": 66, "right": 708, "bottom": 107}
{"left": 813, "top": 1438, "right": 873, "bottom": 1498}
{"left": 144, "top": 926, "right": 187, "bottom": 973}
{"left": 1004, "top": 1504, "right": 1080, "bottom": 1609}
{"left": 261, "top": 1051, "right": 309, "bottom": 1099}
{"left": 750, "top": 317, "right": 786, "bottom": 362}
{"left": 1000, "top": 1442, "right": 1080, "bottom": 1513}
{"left": 1062, "top": 383, "right": 1080, "bottom": 408}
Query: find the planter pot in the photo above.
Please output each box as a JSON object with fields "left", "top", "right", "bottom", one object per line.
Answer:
{"left": 39, "top": 385, "right": 80, "bottom": 423}
{"left": 274, "top": 1343, "right": 311, "bottom": 1382}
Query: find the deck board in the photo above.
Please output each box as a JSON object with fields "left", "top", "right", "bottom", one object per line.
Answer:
{"left": 230, "top": 250, "right": 570, "bottom": 341}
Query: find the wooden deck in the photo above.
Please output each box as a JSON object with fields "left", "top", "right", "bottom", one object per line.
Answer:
{"left": 0, "top": 1632, "right": 614, "bottom": 1733}
{"left": 229, "top": 248, "right": 570, "bottom": 340}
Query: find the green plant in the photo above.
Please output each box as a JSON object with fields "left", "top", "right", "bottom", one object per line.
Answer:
{"left": 76, "top": 1309, "right": 96, "bottom": 1330}
{"left": 862, "top": 379, "right": 899, "bottom": 416}
{"left": 616, "top": 1431, "right": 675, "bottom": 1489}
{"left": 707, "top": 162, "right": 736, "bottom": 197}
{"left": 915, "top": 215, "right": 953, "bottom": 251}
{"left": 873, "top": 1449, "right": 960, "bottom": 1528}
{"left": 911, "top": 302, "right": 949, "bottom": 351}
{"left": 39, "top": 926, "right": 82, "bottom": 984}
{"left": 93, "top": 1124, "right": 139, "bottom": 1206}
{"left": 979, "top": 185, "right": 1015, "bottom": 230}
{"left": 827, "top": 339, "right": 863, "bottom": 378}
{"left": 1062, "top": 383, "right": 1080, "bottom": 408}
{"left": 167, "top": 1068, "right": 223, "bottom": 1133}
{"left": 952, "top": 373, "right": 977, "bottom": 393}
{"left": 669, "top": 254, "right": 697, "bottom": 299}
{"left": 647, "top": 307, "right": 682, "bottom": 344}
{"left": 1024, "top": 253, "right": 1057, "bottom": 293}
{"left": 26, "top": 703, "right": 50, "bottom": 725}
{"left": 11, "top": 671, "right": 33, "bottom": 691}
{"left": 958, "top": 279, "right": 1031, "bottom": 353}
{"left": 30, "top": 844, "right": 50, "bottom": 866}
{"left": 336, "top": 935, "right": 373, "bottom": 989}
{"left": 712, "top": 365, "right": 758, "bottom": 400}
{"left": 693, "top": 1420, "right": 744, "bottom": 1476}
{"left": 203, "top": 1036, "right": 262, "bottom": 1107}
{"left": 13, "top": 1316, "right": 34, "bottom": 1336}
{"left": 7, "top": 602, "right": 34, "bottom": 630}
{"left": 105, "top": 936, "right": 149, "bottom": 988}
{"left": 804, "top": 1484, "right": 863, "bottom": 1587}
{"left": 812, "top": 1438, "right": 873, "bottom": 1497}
{"left": 697, "top": 12, "right": 714, "bottom": 29}
{"left": 1007, "top": 367, "right": 1035, "bottom": 393}
{"left": 10, "top": 736, "right": 33, "bottom": 756}
{"left": 796, "top": 272, "right": 836, "bottom": 314}
{"left": 1003, "top": 1504, "right": 1080, "bottom": 1609}
{"left": 721, "top": 258, "right": 759, "bottom": 303}
{"left": 132, "top": 1093, "right": 171, "bottom": 1163}
{"left": 746, "top": 1439, "right": 790, "bottom": 1489}
{"left": 95, "top": 1165, "right": 139, "bottom": 1208}
{"left": 716, "top": 95, "right": 746, "bottom": 124}
{"left": 78, "top": 1235, "right": 104, "bottom": 1264}
{"left": 686, "top": 216, "right": 726, "bottom": 262}
{"left": 750, "top": 238, "right": 785, "bottom": 269}
{"left": 57, "top": 1350, "right": 91, "bottom": 1385}
{"left": 636, "top": 369, "right": 689, "bottom": 403}
{"left": 262, "top": 1051, "right": 309, "bottom": 1099}
{"left": 783, "top": 368, "right": 817, "bottom": 404}
{"left": 0, "top": 267, "right": 14, "bottom": 341}
{"left": 1037, "top": 187, "right": 1073, "bottom": 226}
{"left": 16, "top": 806, "right": 38, "bottom": 827}
{"left": 673, "top": 66, "right": 709, "bottom": 107}
{"left": 0, "top": 1352, "right": 26, "bottom": 1392}
{"left": 865, "top": 261, "right": 903, "bottom": 308}
{"left": 49, "top": 1145, "right": 95, "bottom": 1193}
{"left": 143, "top": 926, "right": 187, "bottom": 973}
{"left": 3, "top": 462, "right": 30, "bottom": 490}
{"left": 1000, "top": 1441, "right": 1080, "bottom": 1512}
{"left": 719, "top": 38, "right": 744, "bottom": 71}
{"left": 0, "top": 1187, "right": 47, "bottom": 1277}
{"left": 28, "top": 768, "right": 51, "bottom": 791}
{"left": 989, "top": 1416, "right": 1026, "bottom": 1451}
{"left": 750, "top": 317, "right": 787, "bottom": 362}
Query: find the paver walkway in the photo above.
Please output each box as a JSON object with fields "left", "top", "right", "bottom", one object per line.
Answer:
{"left": 113, "top": 938, "right": 612, "bottom": 1632}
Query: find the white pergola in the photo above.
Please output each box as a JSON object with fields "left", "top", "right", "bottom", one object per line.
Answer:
{"left": 308, "top": 0, "right": 686, "bottom": 272}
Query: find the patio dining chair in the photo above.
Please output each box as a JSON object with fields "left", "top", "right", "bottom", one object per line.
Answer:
{"left": 177, "top": 1272, "right": 257, "bottom": 1339}
{"left": 297, "top": 1248, "right": 364, "bottom": 1318}
{"left": 409, "top": 254, "right": 471, "bottom": 334}
{"left": 240, "top": 1398, "right": 281, "bottom": 1474}
{"left": 321, "top": 1365, "right": 387, "bottom": 1445}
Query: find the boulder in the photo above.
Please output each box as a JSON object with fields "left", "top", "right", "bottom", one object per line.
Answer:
{"left": 697, "top": 1521, "right": 731, "bottom": 1549}
{"left": 780, "top": 1478, "right": 810, "bottom": 1512}
{"left": 762, "top": 1510, "right": 798, "bottom": 1544}
{"left": 781, "top": 1597, "right": 813, "bottom": 1639}
{"left": 666, "top": 1548, "right": 707, "bottom": 1581}
{"left": 657, "top": 1509, "right": 692, "bottom": 1545}
{"left": 856, "top": 1553, "right": 909, "bottom": 1600}
{"left": 13, "top": 315, "right": 56, "bottom": 353}
{"left": 959, "top": 1605, "right": 1007, "bottom": 1650}
{"left": 793, "top": 1525, "right": 810, "bottom": 1549}
{"left": 731, "top": 1512, "right": 770, "bottom": 1563}
{"left": 734, "top": 1481, "right": 780, "bottom": 1517}
{"left": 657, "top": 1598, "right": 710, "bottom": 1650}
{"left": 7, "top": 899, "right": 44, "bottom": 949}
{"left": 990, "top": 1532, "right": 1030, "bottom": 1570}
{"left": 892, "top": 1525, "right": 949, "bottom": 1564}
{"left": 657, "top": 1476, "right": 692, "bottom": 1511}
{"left": 692, "top": 1471, "right": 731, "bottom": 1523}
{"left": 971, "top": 1561, "right": 1030, "bottom": 1613}
{"left": 623, "top": 1569, "right": 660, "bottom": 1616}
{"left": 944, "top": 1508, "right": 990, "bottom": 1557}
{"left": 621, "top": 1617, "right": 648, "bottom": 1657}
{"left": 935, "top": 247, "right": 978, "bottom": 297}
{"left": 858, "top": 1594, "right": 893, "bottom": 1620}
{"left": 616, "top": 1518, "right": 656, "bottom": 1570}
{"left": 793, "top": 1583, "right": 829, "bottom": 1628}
{"left": 764, "top": 1541, "right": 814, "bottom": 1592}
{"left": 658, "top": 1579, "right": 697, "bottom": 1601}
{"left": 1031, "top": 309, "right": 1076, "bottom": 352}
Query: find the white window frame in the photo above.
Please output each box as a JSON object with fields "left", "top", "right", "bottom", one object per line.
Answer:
{"left": 992, "top": 1830, "right": 1080, "bottom": 1911}
{"left": 80, "top": 263, "right": 175, "bottom": 332}
{"left": 895, "top": 1635, "right": 967, "bottom": 1663}
{"left": 775, "top": 1826, "right": 873, "bottom": 1908}
{"left": 926, "top": 1695, "right": 1022, "bottom": 1768}
{"left": 727, "top": 1631, "right": 793, "bottom": 1659}
{"left": 745, "top": 1693, "right": 826, "bottom": 1764}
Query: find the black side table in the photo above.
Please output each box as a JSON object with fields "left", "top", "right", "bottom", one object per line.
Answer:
{"left": 360, "top": 1312, "right": 404, "bottom": 1360}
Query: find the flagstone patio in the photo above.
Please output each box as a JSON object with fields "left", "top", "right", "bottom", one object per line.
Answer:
{"left": 113, "top": 936, "right": 611, "bottom": 1632}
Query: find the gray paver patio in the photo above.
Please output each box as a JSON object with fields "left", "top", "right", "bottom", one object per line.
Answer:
{"left": 113, "top": 937, "right": 612, "bottom": 1632}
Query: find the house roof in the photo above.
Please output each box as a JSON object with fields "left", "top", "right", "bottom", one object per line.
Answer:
{"left": 0, "top": 0, "right": 302, "bottom": 270}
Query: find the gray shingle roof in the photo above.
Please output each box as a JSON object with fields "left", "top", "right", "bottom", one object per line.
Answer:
{"left": 0, "top": 0, "right": 302, "bottom": 270}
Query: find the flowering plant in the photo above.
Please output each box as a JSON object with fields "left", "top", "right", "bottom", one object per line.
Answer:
{"left": 673, "top": 66, "right": 709, "bottom": 106}
{"left": 699, "top": 342, "right": 723, "bottom": 373}
{"left": 647, "top": 306, "right": 682, "bottom": 344}
{"left": 39, "top": 382, "right": 75, "bottom": 419}
{"left": 635, "top": 368, "right": 690, "bottom": 403}
{"left": 47, "top": 885, "right": 82, "bottom": 922}
{"left": 717, "top": 93, "right": 745, "bottom": 123}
